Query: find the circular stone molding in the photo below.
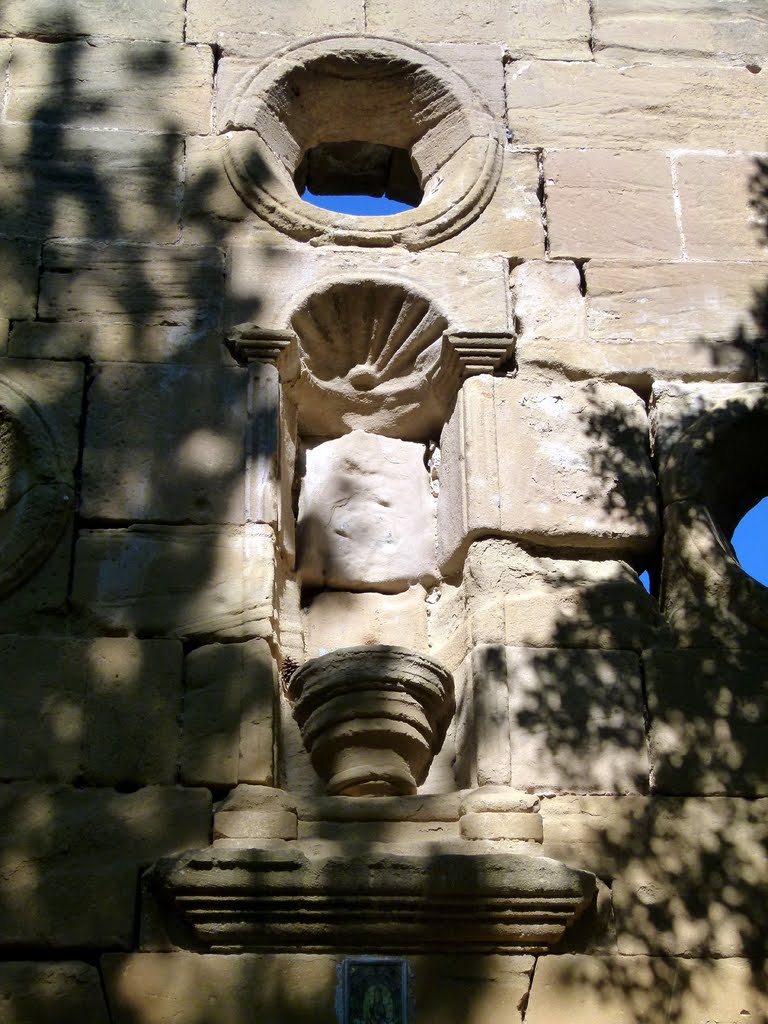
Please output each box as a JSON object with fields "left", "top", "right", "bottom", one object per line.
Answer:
{"left": 223, "top": 35, "right": 503, "bottom": 249}
{"left": 0, "top": 375, "right": 72, "bottom": 596}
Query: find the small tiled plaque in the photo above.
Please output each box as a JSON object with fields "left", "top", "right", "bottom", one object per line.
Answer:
{"left": 338, "top": 957, "right": 412, "bottom": 1024}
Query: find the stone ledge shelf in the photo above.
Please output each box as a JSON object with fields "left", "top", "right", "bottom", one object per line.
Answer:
{"left": 147, "top": 845, "right": 596, "bottom": 955}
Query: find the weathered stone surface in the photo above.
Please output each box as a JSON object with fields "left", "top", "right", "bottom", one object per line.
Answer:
{"left": 645, "top": 649, "right": 768, "bottom": 796}
{"left": 435, "top": 149, "right": 544, "bottom": 258}
{"left": 82, "top": 364, "right": 247, "bottom": 524}
{"left": 513, "top": 259, "right": 753, "bottom": 390}
{"left": 297, "top": 792, "right": 461, "bottom": 821}
{"left": 613, "top": 797, "right": 768, "bottom": 956}
{"left": 0, "top": 783, "right": 211, "bottom": 948}
{"left": 72, "top": 524, "right": 276, "bottom": 640}
{"left": 149, "top": 844, "right": 595, "bottom": 952}
{"left": 507, "top": 61, "right": 768, "bottom": 150}
{"left": 438, "top": 375, "right": 659, "bottom": 571}
{"left": 103, "top": 952, "right": 534, "bottom": 1024}
{"left": 187, "top": 0, "right": 363, "bottom": 43}
{"left": 0, "top": 0, "right": 185, "bottom": 42}
{"left": 297, "top": 819, "right": 460, "bottom": 842}
{"left": 39, "top": 242, "right": 223, "bottom": 331}
{"left": 527, "top": 955, "right": 768, "bottom": 1024}
{"left": 457, "top": 646, "right": 648, "bottom": 793}
{"left": 0, "top": 961, "right": 109, "bottom": 1024}
{"left": 0, "top": 359, "right": 82, "bottom": 613}
{"left": 676, "top": 153, "right": 768, "bottom": 261}
{"left": 8, "top": 40, "right": 213, "bottom": 134}
{"left": 181, "top": 640, "right": 276, "bottom": 788}
{"left": 0, "top": 240, "right": 39, "bottom": 320}
{"left": 298, "top": 432, "right": 437, "bottom": 593}
{"left": 214, "top": 785, "right": 297, "bottom": 842}
{"left": 367, "top": 0, "right": 591, "bottom": 56}
{"left": 226, "top": 247, "right": 510, "bottom": 336}
{"left": 432, "top": 540, "right": 665, "bottom": 677}
{"left": 461, "top": 811, "right": 543, "bottom": 841}
{"left": 546, "top": 150, "right": 680, "bottom": 259}
{"left": 587, "top": 261, "right": 767, "bottom": 345}
{"left": 593, "top": 0, "right": 768, "bottom": 66}
{"left": 0, "top": 124, "right": 182, "bottom": 243}
{"left": 512, "top": 260, "right": 587, "bottom": 348}
{"left": 461, "top": 787, "right": 540, "bottom": 814}
{"left": 303, "top": 586, "right": 429, "bottom": 658}
{"left": 8, "top": 320, "right": 225, "bottom": 365}
{"left": 539, "top": 794, "right": 651, "bottom": 876}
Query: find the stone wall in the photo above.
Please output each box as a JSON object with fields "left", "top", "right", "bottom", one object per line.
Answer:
{"left": 0, "top": 1, "right": 766, "bottom": 1021}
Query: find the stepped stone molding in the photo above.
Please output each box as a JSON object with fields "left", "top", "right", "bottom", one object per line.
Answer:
{"left": 148, "top": 845, "right": 596, "bottom": 954}
{"left": 0, "top": 374, "right": 73, "bottom": 596}
{"left": 286, "top": 645, "right": 455, "bottom": 796}
{"left": 223, "top": 36, "right": 503, "bottom": 249}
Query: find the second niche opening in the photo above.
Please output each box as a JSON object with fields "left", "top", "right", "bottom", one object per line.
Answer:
{"left": 295, "top": 141, "right": 423, "bottom": 216}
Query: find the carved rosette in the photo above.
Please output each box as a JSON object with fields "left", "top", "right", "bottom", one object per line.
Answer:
{"left": 286, "top": 645, "right": 455, "bottom": 796}
{"left": 0, "top": 376, "right": 72, "bottom": 596}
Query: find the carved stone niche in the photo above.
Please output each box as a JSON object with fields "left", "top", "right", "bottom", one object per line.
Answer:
{"left": 0, "top": 375, "right": 72, "bottom": 596}
{"left": 283, "top": 275, "right": 514, "bottom": 441}
{"left": 222, "top": 36, "right": 503, "bottom": 250}
{"left": 654, "top": 382, "right": 768, "bottom": 647}
{"left": 285, "top": 645, "right": 455, "bottom": 796}
{"left": 147, "top": 844, "right": 597, "bottom": 954}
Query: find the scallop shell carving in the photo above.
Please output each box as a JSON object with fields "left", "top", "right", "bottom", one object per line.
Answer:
{"left": 291, "top": 279, "right": 448, "bottom": 391}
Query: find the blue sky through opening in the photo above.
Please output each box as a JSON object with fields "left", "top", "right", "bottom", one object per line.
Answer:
{"left": 732, "top": 495, "right": 768, "bottom": 586}
{"left": 301, "top": 189, "right": 414, "bottom": 215}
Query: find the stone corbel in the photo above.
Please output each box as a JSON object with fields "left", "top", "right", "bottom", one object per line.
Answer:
{"left": 442, "top": 331, "right": 516, "bottom": 380}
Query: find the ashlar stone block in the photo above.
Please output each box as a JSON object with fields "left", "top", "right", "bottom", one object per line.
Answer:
{"left": 0, "top": 240, "right": 39, "bottom": 320}
{"left": 181, "top": 639, "right": 276, "bottom": 788}
{"left": 527, "top": 955, "right": 768, "bottom": 1024}
{"left": 431, "top": 539, "right": 664, "bottom": 679}
{"left": 73, "top": 523, "right": 276, "bottom": 640}
{"left": 0, "top": 124, "right": 183, "bottom": 244}
{"left": 586, "top": 261, "right": 767, "bottom": 346}
{"left": 438, "top": 375, "right": 659, "bottom": 571}
{"left": 303, "top": 586, "right": 429, "bottom": 657}
{"left": 297, "top": 431, "right": 437, "bottom": 594}
{"left": 593, "top": 0, "right": 768, "bottom": 67}
{"left": 39, "top": 242, "right": 224, "bottom": 331}
{"left": 645, "top": 648, "right": 768, "bottom": 796}
{"left": 81, "top": 363, "right": 247, "bottom": 524}
{"left": 545, "top": 150, "right": 681, "bottom": 260}
{"left": 0, "top": 0, "right": 185, "bottom": 42}
{"left": 612, "top": 797, "right": 768, "bottom": 957}
{"left": 186, "top": 0, "right": 363, "bottom": 43}
{"left": 0, "top": 636, "right": 183, "bottom": 786}
{"left": 103, "top": 952, "right": 534, "bottom": 1024}
{"left": 676, "top": 153, "right": 768, "bottom": 262}
{"left": 366, "top": 0, "right": 591, "bottom": 57}
{"left": 0, "top": 783, "right": 211, "bottom": 949}
{"left": 507, "top": 61, "right": 768, "bottom": 151}
{"left": 456, "top": 645, "right": 648, "bottom": 793}
{"left": 0, "top": 962, "right": 109, "bottom": 1024}
{"left": 8, "top": 40, "right": 213, "bottom": 134}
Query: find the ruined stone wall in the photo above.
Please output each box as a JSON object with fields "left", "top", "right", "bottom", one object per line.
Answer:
{"left": 0, "top": 1, "right": 766, "bottom": 1021}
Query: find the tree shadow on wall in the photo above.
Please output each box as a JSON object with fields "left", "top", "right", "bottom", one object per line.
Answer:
{"left": 464, "top": 151, "right": 768, "bottom": 1020}
{"left": 0, "top": 12, "right": 311, "bottom": 1024}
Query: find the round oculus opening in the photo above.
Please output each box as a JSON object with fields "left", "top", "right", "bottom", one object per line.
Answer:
{"left": 295, "top": 141, "right": 423, "bottom": 216}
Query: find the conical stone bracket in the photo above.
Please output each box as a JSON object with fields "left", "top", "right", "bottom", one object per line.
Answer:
{"left": 147, "top": 844, "right": 597, "bottom": 955}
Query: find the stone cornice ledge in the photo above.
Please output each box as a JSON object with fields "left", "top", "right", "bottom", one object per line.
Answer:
{"left": 148, "top": 844, "right": 596, "bottom": 954}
